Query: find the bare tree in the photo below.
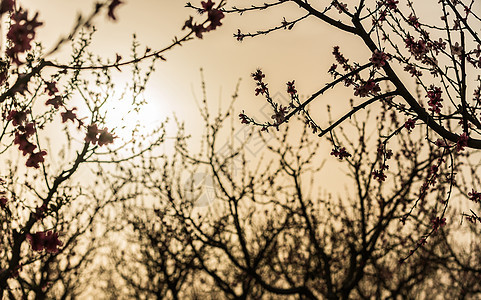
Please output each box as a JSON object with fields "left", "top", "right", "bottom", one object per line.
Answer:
{"left": 227, "top": 0, "right": 481, "bottom": 225}
{"left": 110, "top": 80, "right": 480, "bottom": 299}
{"left": 0, "top": 1, "right": 226, "bottom": 296}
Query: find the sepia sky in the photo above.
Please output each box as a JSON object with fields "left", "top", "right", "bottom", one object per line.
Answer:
{"left": 22, "top": 0, "right": 363, "bottom": 125}
{"left": 19, "top": 0, "right": 388, "bottom": 193}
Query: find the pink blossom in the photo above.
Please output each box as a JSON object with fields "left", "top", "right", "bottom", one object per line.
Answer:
{"left": 331, "top": 147, "right": 351, "bottom": 160}
{"left": 44, "top": 81, "right": 58, "bottom": 96}
{"left": 61, "top": 108, "right": 77, "bottom": 123}
{"left": 451, "top": 42, "right": 463, "bottom": 56}
{"left": 468, "top": 189, "right": 481, "bottom": 203}
{"left": 271, "top": 105, "right": 288, "bottom": 124}
{"left": 85, "top": 124, "right": 100, "bottom": 144}
{"left": 14, "top": 132, "right": 37, "bottom": 155}
{"left": 97, "top": 128, "right": 115, "bottom": 146}
{"left": 333, "top": 46, "right": 349, "bottom": 68}
{"left": 286, "top": 81, "right": 297, "bottom": 95}
{"left": 27, "top": 231, "right": 63, "bottom": 253}
{"left": 7, "top": 110, "right": 28, "bottom": 126}
{"left": 354, "top": 79, "right": 381, "bottom": 97}
{"left": 27, "top": 231, "right": 46, "bottom": 251}
{"left": 407, "top": 14, "right": 420, "bottom": 28}
{"left": 45, "top": 96, "right": 63, "bottom": 109}
{"left": 201, "top": 0, "right": 215, "bottom": 11}
{"left": 206, "top": 9, "right": 224, "bottom": 31}
{"left": 431, "top": 217, "right": 446, "bottom": 231}
{"left": 333, "top": 2, "right": 348, "bottom": 13}
{"left": 372, "top": 169, "right": 387, "bottom": 182}
{"left": 26, "top": 151, "right": 47, "bottom": 168}
{"left": 385, "top": 0, "right": 399, "bottom": 10}
{"left": 251, "top": 69, "right": 265, "bottom": 82}
{"left": 370, "top": 50, "right": 389, "bottom": 69}
{"left": 404, "top": 118, "right": 415, "bottom": 132}
{"left": 0, "top": 0, "right": 14, "bottom": 15}
{"left": 6, "top": 10, "right": 43, "bottom": 64}
{"left": 456, "top": 132, "right": 468, "bottom": 152}
{"left": 426, "top": 85, "right": 443, "bottom": 114}
{"left": 239, "top": 112, "right": 249, "bottom": 124}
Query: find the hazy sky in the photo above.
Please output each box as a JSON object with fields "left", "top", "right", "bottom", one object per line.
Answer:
{"left": 18, "top": 0, "right": 379, "bottom": 193}
{"left": 21, "top": 0, "right": 362, "bottom": 128}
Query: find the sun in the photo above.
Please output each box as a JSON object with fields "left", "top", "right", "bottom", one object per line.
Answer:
{"left": 101, "top": 92, "right": 165, "bottom": 145}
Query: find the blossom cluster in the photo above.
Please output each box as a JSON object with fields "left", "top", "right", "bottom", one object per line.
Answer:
{"left": 431, "top": 216, "right": 446, "bottom": 232}
{"left": 44, "top": 80, "right": 116, "bottom": 146}
{"left": 456, "top": 132, "right": 469, "bottom": 152}
{"left": 238, "top": 111, "right": 249, "bottom": 125}
{"left": 240, "top": 69, "right": 297, "bottom": 132}
{"left": 85, "top": 124, "right": 115, "bottom": 146}
{"left": 404, "top": 35, "right": 445, "bottom": 68}
{"left": 426, "top": 85, "right": 443, "bottom": 114}
{"left": 331, "top": 147, "right": 351, "bottom": 160}
{"left": 252, "top": 69, "right": 268, "bottom": 96}
{"left": 271, "top": 105, "right": 289, "bottom": 125}
{"left": 44, "top": 81, "right": 79, "bottom": 125}
{"left": 403, "top": 64, "right": 422, "bottom": 77}
{"left": 468, "top": 189, "right": 481, "bottom": 204}
{"left": 407, "top": 14, "right": 420, "bottom": 28}
{"left": 183, "top": 0, "right": 224, "bottom": 39}
{"left": 332, "top": 46, "right": 350, "bottom": 71}
{"left": 333, "top": 2, "right": 348, "bottom": 14}
{"left": 354, "top": 79, "right": 381, "bottom": 97}
{"left": 404, "top": 118, "right": 415, "bottom": 132}
{"left": 7, "top": 110, "right": 47, "bottom": 169}
{"left": 372, "top": 169, "right": 387, "bottom": 182}
{"left": 374, "top": 0, "right": 399, "bottom": 23}
{"left": 6, "top": 9, "right": 43, "bottom": 65}
{"left": 370, "top": 50, "right": 390, "bottom": 69}
{"left": 418, "top": 158, "right": 444, "bottom": 203}
{"left": 380, "top": 0, "right": 399, "bottom": 10}
{"left": 286, "top": 80, "right": 297, "bottom": 96}
{"left": 404, "top": 36, "right": 429, "bottom": 61}
{"left": 372, "top": 145, "right": 393, "bottom": 182}
{"left": 26, "top": 231, "right": 63, "bottom": 253}
{"left": 329, "top": 46, "right": 382, "bottom": 97}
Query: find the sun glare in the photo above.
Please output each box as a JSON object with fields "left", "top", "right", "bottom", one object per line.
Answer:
{"left": 102, "top": 92, "right": 165, "bottom": 145}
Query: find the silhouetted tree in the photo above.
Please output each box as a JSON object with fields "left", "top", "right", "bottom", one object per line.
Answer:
{"left": 111, "top": 81, "right": 480, "bottom": 299}
{"left": 230, "top": 0, "right": 481, "bottom": 229}
{"left": 0, "top": 1, "right": 225, "bottom": 297}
